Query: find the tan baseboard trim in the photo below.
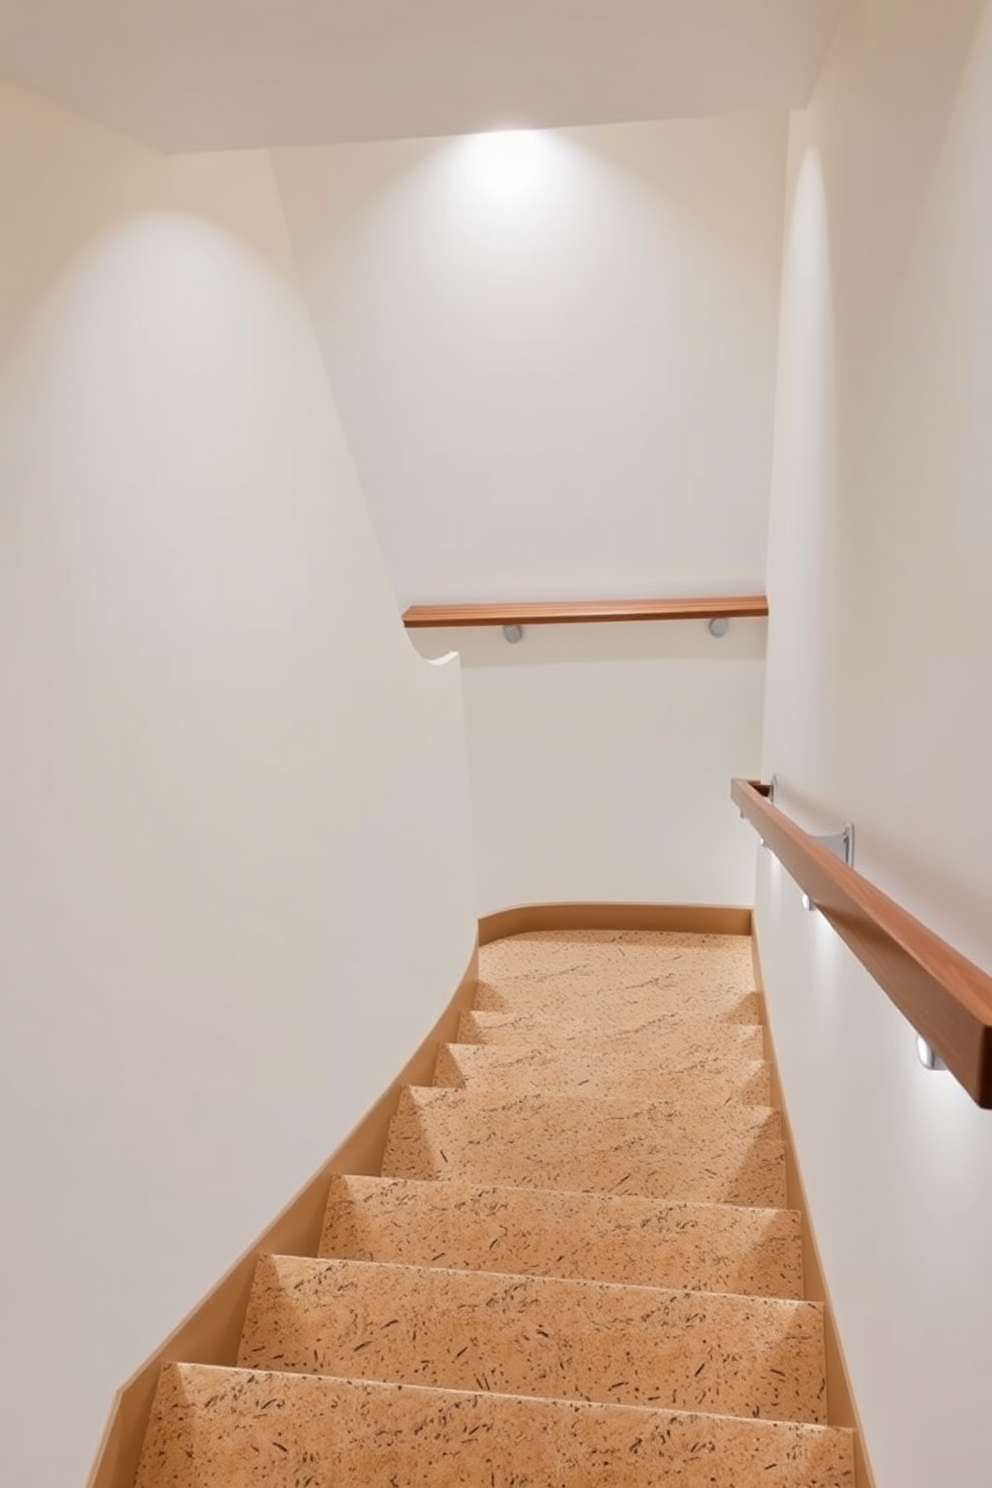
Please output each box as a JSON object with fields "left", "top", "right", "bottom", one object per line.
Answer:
{"left": 751, "top": 937, "right": 876, "bottom": 1488}
{"left": 86, "top": 939, "right": 479, "bottom": 1488}
{"left": 480, "top": 902, "right": 752, "bottom": 944}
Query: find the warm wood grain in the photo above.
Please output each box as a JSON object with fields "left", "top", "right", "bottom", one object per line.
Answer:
{"left": 733, "top": 778, "right": 992, "bottom": 1107}
{"left": 403, "top": 595, "right": 769, "bottom": 628}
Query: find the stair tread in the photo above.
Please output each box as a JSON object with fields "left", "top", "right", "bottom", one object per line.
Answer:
{"left": 320, "top": 1173, "right": 804, "bottom": 1298}
{"left": 239, "top": 1253, "right": 826, "bottom": 1422}
{"left": 132, "top": 928, "right": 857, "bottom": 1487}
{"left": 436, "top": 1041, "right": 774, "bottom": 1105}
{"left": 478, "top": 928, "right": 757, "bottom": 991}
{"left": 404, "top": 1081, "right": 782, "bottom": 1134}
{"left": 474, "top": 975, "right": 761, "bottom": 1021}
{"left": 382, "top": 1086, "right": 788, "bottom": 1207}
{"left": 136, "top": 1362, "right": 854, "bottom": 1488}
{"left": 458, "top": 1005, "right": 766, "bottom": 1052}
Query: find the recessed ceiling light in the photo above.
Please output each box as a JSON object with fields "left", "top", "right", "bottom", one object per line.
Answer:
{"left": 465, "top": 129, "right": 551, "bottom": 202}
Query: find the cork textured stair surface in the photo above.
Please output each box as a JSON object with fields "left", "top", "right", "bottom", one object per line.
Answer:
{"left": 457, "top": 1004, "right": 767, "bottom": 1056}
{"left": 381, "top": 1085, "right": 788, "bottom": 1206}
{"left": 320, "top": 1173, "right": 805, "bottom": 1298}
{"left": 142, "top": 1363, "right": 853, "bottom": 1488}
{"left": 474, "top": 976, "right": 765, "bottom": 1021}
{"left": 238, "top": 1253, "right": 827, "bottom": 1421}
{"left": 134, "top": 927, "right": 856, "bottom": 1488}
{"left": 434, "top": 1040, "right": 775, "bottom": 1104}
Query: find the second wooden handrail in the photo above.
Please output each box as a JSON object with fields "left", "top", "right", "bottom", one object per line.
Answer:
{"left": 733, "top": 778, "right": 992, "bottom": 1107}
{"left": 403, "top": 595, "right": 768, "bottom": 628}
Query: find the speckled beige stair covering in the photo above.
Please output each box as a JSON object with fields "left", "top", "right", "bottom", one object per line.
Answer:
{"left": 135, "top": 930, "right": 855, "bottom": 1487}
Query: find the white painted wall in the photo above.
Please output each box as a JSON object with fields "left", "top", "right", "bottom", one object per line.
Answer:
{"left": 0, "top": 83, "right": 475, "bottom": 1488}
{"left": 273, "top": 116, "right": 786, "bottom": 608}
{"left": 414, "top": 620, "right": 765, "bottom": 912}
{"left": 273, "top": 117, "right": 785, "bottom": 907}
{"left": 758, "top": 2, "right": 992, "bottom": 1483}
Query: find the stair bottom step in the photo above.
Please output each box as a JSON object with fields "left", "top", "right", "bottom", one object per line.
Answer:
{"left": 137, "top": 1363, "right": 854, "bottom": 1488}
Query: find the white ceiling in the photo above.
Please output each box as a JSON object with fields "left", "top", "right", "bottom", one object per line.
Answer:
{"left": 0, "top": 0, "right": 846, "bottom": 154}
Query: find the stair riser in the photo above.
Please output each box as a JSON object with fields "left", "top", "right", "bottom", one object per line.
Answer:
{"left": 319, "top": 1175, "right": 804, "bottom": 1299}
{"left": 239, "top": 1256, "right": 827, "bottom": 1424}
{"left": 383, "top": 1091, "right": 788, "bottom": 1208}
{"left": 435, "top": 1043, "right": 774, "bottom": 1105}
{"left": 474, "top": 980, "right": 761, "bottom": 1022}
{"left": 458, "top": 1008, "right": 766, "bottom": 1058}
{"left": 415, "top": 1078, "right": 784, "bottom": 1143}
{"left": 382, "top": 1139, "right": 787, "bottom": 1206}
{"left": 138, "top": 1364, "right": 855, "bottom": 1488}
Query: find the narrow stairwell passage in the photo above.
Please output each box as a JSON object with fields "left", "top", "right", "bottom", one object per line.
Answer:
{"left": 135, "top": 929, "right": 855, "bottom": 1486}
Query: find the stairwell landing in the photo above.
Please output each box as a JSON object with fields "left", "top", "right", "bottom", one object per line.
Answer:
{"left": 134, "top": 928, "right": 856, "bottom": 1486}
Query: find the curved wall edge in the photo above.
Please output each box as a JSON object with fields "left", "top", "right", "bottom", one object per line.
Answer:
{"left": 86, "top": 937, "right": 479, "bottom": 1488}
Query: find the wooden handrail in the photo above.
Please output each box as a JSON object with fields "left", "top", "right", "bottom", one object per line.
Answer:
{"left": 733, "top": 778, "right": 992, "bottom": 1107}
{"left": 403, "top": 594, "right": 769, "bottom": 628}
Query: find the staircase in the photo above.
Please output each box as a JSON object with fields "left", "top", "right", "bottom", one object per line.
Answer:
{"left": 134, "top": 928, "right": 855, "bottom": 1486}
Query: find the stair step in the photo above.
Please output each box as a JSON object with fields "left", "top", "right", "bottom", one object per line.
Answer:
{"left": 319, "top": 1174, "right": 803, "bottom": 1298}
{"left": 435, "top": 1041, "right": 774, "bottom": 1104}
{"left": 239, "top": 1254, "right": 826, "bottom": 1423}
{"left": 131, "top": 930, "right": 859, "bottom": 1487}
{"left": 381, "top": 1087, "right": 788, "bottom": 1207}
{"left": 137, "top": 1362, "right": 855, "bottom": 1488}
{"left": 479, "top": 929, "right": 757, "bottom": 997}
{"left": 458, "top": 1006, "right": 766, "bottom": 1055}
{"left": 474, "top": 976, "right": 760, "bottom": 1021}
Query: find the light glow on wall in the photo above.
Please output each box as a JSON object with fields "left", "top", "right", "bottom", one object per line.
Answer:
{"left": 458, "top": 128, "right": 555, "bottom": 204}
{"left": 782, "top": 145, "right": 836, "bottom": 501}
